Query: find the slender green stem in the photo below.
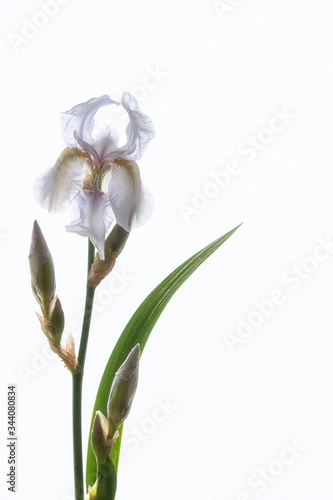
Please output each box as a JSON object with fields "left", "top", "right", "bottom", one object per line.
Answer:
{"left": 72, "top": 374, "right": 84, "bottom": 499}
{"left": 72, "top": 240, "right": 96, "bottom": 500}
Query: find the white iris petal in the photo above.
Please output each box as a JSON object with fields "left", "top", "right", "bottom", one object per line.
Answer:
{"left": 121, "top": 92, "right": 156, "bottom": 161}
{"left": 65, "top": 190, "right": 114, "bottom": 259}
{"left": 108, "top": 161, "right": 154, "bottom": 231}
{"left": 33, "top": 148, "right": 88, "bottom": 213}
{"left": 94, "top": 124, "right": 120, "bottom": 161}
{"left": 130, "top": 182, "right": 154, "bottom": 228}
{"left": 61, "top": 95, "right": 116, "bottom": 149}
{"left": 101, "top": 93, "right": 155, "bottom": 163}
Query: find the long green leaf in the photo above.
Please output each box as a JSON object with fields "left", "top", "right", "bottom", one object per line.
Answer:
{"left": 86, "top": 224, "right": 241, "bottom": 489}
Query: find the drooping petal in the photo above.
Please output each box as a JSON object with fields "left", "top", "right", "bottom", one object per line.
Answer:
{"left": 103, "top": 92, "right": 155, "bottom": 163}
{"left": 108, "top": 160, "right": 154, "bottom": 231}
{"left": 129, "top": 181, "right": 154, "bottom": 228}
{"left": 60, "top": 95, "right": 117, "bottom": 152}
{"left": 65, "top": 189, "right": 114, "bottom": 259}
{"left": 34, "top": 148, "right": 89, "bottom": 213}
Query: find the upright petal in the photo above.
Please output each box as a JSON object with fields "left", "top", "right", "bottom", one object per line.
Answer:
{"left": 108, "top": 160, "right": 154, "bottom": 231}
{"left": 93, "top": 124, "right": 120, "bottom": 163}
{"left": 60, "top": 95, "right": 117, "bottom": 150}
{"left": 34, "top": 148, "right": 89, "bottom": 213}
{"left": 65, "top": 189, "right": 114, "bottom": 259}
{"left": 104, "top": 92, "right": 155, "bottom": 162}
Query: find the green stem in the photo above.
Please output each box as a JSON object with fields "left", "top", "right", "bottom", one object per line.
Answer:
{"left": 72, "top": 374, "right": 84, "bottom": 499}
{"left": 72, "top": 240, "right": 96, "bottom": 500}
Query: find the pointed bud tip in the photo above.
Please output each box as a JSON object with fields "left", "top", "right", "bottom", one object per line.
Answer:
{"left": 92, "top": 410, "right": 108, "bottom": 443}
{"left": 116, "top": 343, "right": 140, "bottom": 383}
{"left": 107, "top": 344, "right": 140, "bottom": 433}
{"left": 29, "top": 220, "right": 49, "bottom": 260}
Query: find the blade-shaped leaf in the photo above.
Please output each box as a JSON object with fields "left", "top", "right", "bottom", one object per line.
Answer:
{"left": 86, "top": 224, "right": 241, "bottom": 489}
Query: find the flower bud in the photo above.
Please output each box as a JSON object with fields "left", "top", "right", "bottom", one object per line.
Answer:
{"left": 88, "top": 224, "right": 129, "bottom": 288}
{"left": 36, "top": 296, "right": 64, "bottom": 345}
{"left": 29, "top": 220, "right": 56, "bottom": 311}
{"left": 92, "top": 411, "right": 118, "bottom": 464}
{"left": 92, "top": 411, "right": 108, "bottom": 462}
{"left": 29, "top": 221, "right": 64, "bottom": 346}
{"left": 107, "top": 344, "right": 140, "bottom": 439}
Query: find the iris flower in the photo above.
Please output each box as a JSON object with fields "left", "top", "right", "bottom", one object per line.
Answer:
{"left": 34, "top": 92, "right": 155, "bottom": 259}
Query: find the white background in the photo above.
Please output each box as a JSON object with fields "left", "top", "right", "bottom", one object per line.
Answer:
{"left": 1, "top": 0, "right": 333, "bottom": 499}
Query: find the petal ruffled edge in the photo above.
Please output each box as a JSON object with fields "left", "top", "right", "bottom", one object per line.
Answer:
{"left": 103, "top": 92, "right": 155, "bottom": 162}
{"left": 60, "top": 95, "right": 117, "bottom": 153}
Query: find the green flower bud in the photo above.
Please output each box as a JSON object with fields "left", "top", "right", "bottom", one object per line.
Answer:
{"left": 92, "top": 411, "right": 118, "bottom": 465}
{"left": 107, "top": 344, "right": 140, "bottom": 439}
{"left": 29, "top": 220, "right": 64, "bottom": 345}
{"left": 36, "top": 296, "right": 64, "bottom": 345}
{"left": 92, "top": 411, "right": 108, "bottom": 463}
{"left": 88, "top": 224, "right": 129, "bottom": 288}
{"left": 29, "top": 220, "right": 56, "bottom": 311}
